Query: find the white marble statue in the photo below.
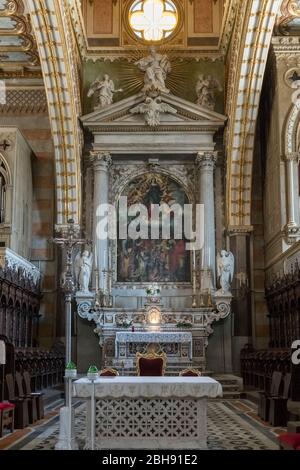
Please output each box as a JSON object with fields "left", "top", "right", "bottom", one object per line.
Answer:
{"left": 196, "top": 74, "right": 222, "bottom": 110}
{"left": 217, "top": 250, "right": 234, "bottom": 293}
{"left": 135, "top": 46, "right": 172, "bottom": 96}
{"left": 75, "top": 250, "right": 93, "bottom": 293}
{"left": 87, "top": 74, "right": 122, "bottom": 109}
{"left": 131, "top": 96, "right": 177, "bottom": 127}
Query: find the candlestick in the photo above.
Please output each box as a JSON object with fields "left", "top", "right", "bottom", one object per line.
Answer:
{"left": 192, "top": 248, "right": 196, "bottom": 269}
{"left": 94, "top": 241, "right": 98, "bottom": 269}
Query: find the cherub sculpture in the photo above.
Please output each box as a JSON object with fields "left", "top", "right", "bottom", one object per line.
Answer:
{"left": 130, "top": 96, "right": 177, "bottom": 127}
{"left": 217, "top": 250, "right": 234, "bottom": 293}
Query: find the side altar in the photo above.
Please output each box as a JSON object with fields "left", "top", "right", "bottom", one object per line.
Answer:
{"left": 77, "top": 49, "right": 233, "bottom": 374}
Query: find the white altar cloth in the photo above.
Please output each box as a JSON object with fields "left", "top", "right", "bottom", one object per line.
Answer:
{"left": 74, "top": 377, "right": 222, "bottom": 449}
{"left": 73, "top": 376, "right": 222, "bottom": 399}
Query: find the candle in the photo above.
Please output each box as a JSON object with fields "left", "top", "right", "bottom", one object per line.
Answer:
{"left": 201, "top": 249, "right": 204, "bottom": 269}
{"left": 208, "top": 247, "right": 211, "bottom": 269}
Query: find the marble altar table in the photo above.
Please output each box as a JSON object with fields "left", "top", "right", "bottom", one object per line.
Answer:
{"left": 73, "top": 376, "right": 222, "bottom": 449}
{"left": 115, "top": 331, "right": 193, "bottom": 362}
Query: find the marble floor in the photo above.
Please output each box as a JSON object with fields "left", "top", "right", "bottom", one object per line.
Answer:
{"left": 0, "top": 399, "right": 284, "bottom": 450}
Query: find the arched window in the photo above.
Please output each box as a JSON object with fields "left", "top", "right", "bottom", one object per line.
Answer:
{"left": 0, "top": 157, "right": 9, "bottom": 224}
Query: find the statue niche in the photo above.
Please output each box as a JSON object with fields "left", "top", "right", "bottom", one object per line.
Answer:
{"left": 117, "top": 173, "right": 191, "bottom": 284}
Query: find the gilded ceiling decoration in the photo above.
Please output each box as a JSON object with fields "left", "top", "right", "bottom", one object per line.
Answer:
{"left": 276, "top": 0, "right": 300, "bottom": 35}
{"left": 0, "top": 0, "right": 41, "bottom": 76}
{"left": 76, "top": 0, "right": 228, "bottom": 61}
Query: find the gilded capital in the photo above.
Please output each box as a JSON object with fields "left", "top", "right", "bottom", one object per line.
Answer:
{"left": 284, "top": 152, "right": 300, "bottom": 162}
{"left": 90, "top": 151, "right": 112, "bottom": 170}
{"left": 196, "top": 151, "right": 218, "bottom": 170}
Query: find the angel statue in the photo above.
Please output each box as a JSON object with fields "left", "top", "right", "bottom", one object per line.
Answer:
{"left": 75, "top": 250, "right": 93, "bottom": 293}
{"left": 217, "top": 250, "right": 234, "bottom": 293}
{"left": 135, "top": 46, "right": 172, "bottom": 96}
{"left": 87, "top": 74, "right": 122, "bottom": 109}
{"left": 196, "top": 74, "right": 222, "bottom": 110}
{"left": 130, "top": 96, "right": 177, "bottom": 127}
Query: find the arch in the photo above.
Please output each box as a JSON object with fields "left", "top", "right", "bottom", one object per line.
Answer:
{"left": 284, "top": 102, "right": 300, "bottom": 155}
{"left": 0, "top": 152, "right": 12, "bottom": 185}
{"left": 226, "top": 0, "right": 282, "bottom": 229}
{"left": 27, "top": 0, "right": 82, "bottom": 225}
{"left": 114, "top": 167, "right": 195, "bottom": 208}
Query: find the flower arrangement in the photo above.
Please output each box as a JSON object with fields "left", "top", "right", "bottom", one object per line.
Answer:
{"left": 146, "top": 285, "right": 161, "bottom": 296}
{"left": 87, "top": 365, "right": 99, "bottom": 380}
{"left": 116, "top": 318, "right": 133, "bottom": 328}
{"left": 65, "top": 361, "right": 77, "bottom": 378}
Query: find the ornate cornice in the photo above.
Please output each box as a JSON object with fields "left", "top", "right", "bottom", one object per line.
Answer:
{"left": 227, "top": 225, "right": 254, "bottom": 235}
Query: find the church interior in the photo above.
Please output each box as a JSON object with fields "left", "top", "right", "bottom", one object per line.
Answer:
{"left": 0, "top": 0, "right": 300, "bottom": 452}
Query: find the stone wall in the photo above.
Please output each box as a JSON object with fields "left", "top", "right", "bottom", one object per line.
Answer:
{"left": 0, "top": 86, "right": 58, "bottom": 349}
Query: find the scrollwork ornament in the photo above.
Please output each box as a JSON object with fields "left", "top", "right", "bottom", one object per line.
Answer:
{"left": 77, "top": 300, "right": 93, "bottom": 319}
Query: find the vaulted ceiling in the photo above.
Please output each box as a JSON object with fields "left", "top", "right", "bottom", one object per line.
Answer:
{"left": 1, "top": 0, "right": 298, "bottom": 230}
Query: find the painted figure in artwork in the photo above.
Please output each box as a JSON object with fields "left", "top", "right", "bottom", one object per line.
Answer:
{"left": 117, "top": 174, "right": 190, "bottom": 283}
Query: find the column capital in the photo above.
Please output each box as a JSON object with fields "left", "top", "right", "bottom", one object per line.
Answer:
{"left": 283, "top": 152, "right": 300, "bottom": 162}
{"left": 227, "top": 225, "right": 254, "bottom": 236}
{"left": 90, "top": 151, "right": 112, "bottom": 170}
{"left": 196, "top": 151, "right": 218, "bottom": 169}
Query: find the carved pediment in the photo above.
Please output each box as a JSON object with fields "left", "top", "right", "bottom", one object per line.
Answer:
{"left": 81, "top": 92, "right": 227, "bottom": 132}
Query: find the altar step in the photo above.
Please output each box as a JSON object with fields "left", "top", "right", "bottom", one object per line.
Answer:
{"left": 212, "top": 374, "right": 243, "bottom": 399}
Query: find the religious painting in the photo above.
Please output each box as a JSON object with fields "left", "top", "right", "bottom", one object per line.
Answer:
{"left": 117, "top": 173, "right": 191, "bottom": 283}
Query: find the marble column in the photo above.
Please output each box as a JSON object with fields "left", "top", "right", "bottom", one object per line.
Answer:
{"left": 90, "top": 152, "right": 112, "bottom": 291}
{"left": 284, "top": 153, "right": 300, "bottom": 241}
{"left": 196, "top": 152, "right": 217, "bottom": 287}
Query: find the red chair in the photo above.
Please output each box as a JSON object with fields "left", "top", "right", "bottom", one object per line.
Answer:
{"left": 99, "top": 368, "right": 119, "bottom": 377}
{"left": 278, "top": 433, "right": 300, "bottom": 450}
{"left": 136, "top": 351, "right": 167, "bottom": 376}
{"left": 0, "top": 403, "right": 15, "bottom": 437}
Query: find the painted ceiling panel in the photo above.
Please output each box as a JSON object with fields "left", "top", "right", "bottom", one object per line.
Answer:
{"left": 0, "top": 0, "right": 40, "bottom": 74}
{"left": 0, "top": 35, "right": 23, "bottom": 46}
{"left": 0, "top": 17, "right": 16, "bottom": 29}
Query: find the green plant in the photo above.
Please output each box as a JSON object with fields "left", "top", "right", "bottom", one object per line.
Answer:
{"left": 66, "top": 361, "right": 77, "bottom": 370}
{"left": 88, "top": 365, "right": 99, "bottom": 373}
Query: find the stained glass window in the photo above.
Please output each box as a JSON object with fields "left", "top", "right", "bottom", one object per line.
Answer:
{"left": 129, "top": 0, "right": 178, "bottom": 42}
